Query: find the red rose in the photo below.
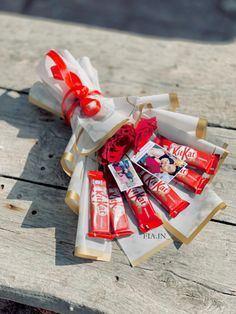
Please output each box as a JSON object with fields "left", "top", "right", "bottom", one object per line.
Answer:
{"left": 98, "top": 124, "right": 135, "bottom": 164}
{"left": 134, "top": 117, "right": 158, "bottom": 153}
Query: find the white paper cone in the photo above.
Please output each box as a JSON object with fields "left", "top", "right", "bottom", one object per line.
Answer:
{"left": 117, "top": 200, "right": 172, "bottom": 266}
{"left": 61, "top": 134, "right": 76, "bottom": 176}
{"left": 29, "top": 81, "right": 61, "bottom": 116}
{"left": 79, "top": 56, "right": 101, "bottom": 91}
{"left": 142, "top": 108, "right": 208, "bottom": 139}
{"left": 134, "top": 93, "right": 179, "bottom": 111}
{"left": 64, "top": 154, "right": 86, "bottom": 214}
{"left": 74, "top": 157, "right": 112, "bottom": 261}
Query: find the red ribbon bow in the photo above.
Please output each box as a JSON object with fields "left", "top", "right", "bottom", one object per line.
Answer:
{"left": 46, "top": 50, "right": 102, "bottom": 125}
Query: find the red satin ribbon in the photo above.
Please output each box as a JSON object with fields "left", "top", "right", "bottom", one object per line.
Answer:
{"left": 46, "top": 50, "right": 101, "bottom": 125}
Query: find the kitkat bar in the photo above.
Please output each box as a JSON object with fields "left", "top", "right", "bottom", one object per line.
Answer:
{"left": 87, "top": 171, "right": 113, "bottom": 240}
{"left": 125, "top": 186, "right": 163, "bottom": 233}
{"left": 156, "top": 136, "right": 220, "bottom": 175}
{"left": 108, "top": 184, "right": 133, "bottom": 238}
{"left": 175, "top": 167, "right": 209, "bottom": 194}
{"left": 140, "top": 171, "right": 189, "bottom": 218}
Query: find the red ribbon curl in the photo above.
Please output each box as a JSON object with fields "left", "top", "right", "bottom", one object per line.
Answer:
{"left": 46, "top": 50, "right": 101, "bottom": 125}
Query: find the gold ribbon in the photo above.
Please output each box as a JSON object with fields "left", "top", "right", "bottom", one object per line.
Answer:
{"left": 169, "top": 93, "right": 179, "bottom": 111}
{"left": 65, "top": 190, "right": 80, "bottom": 215}
{"left": 196, "top": 117, "right": 208, "bottom": 139}
{"left": 60, "top": 152, "right": 74, "bottom": 177}
{"left": 74, "top": 246, "right": 111, "bottom": 261}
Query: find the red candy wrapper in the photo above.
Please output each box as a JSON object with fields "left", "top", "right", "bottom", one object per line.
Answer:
{"left": 87, "top": 171, "right": 113, "bottom": 240}
{"left": 125, "top": 186, "right": 163, "bottom": 233}
{"left": 140, "top": 171, "right": 189, "bottom": 218}
{"left": 156, "top": 137, "right": 220, "bottom": 175}
{"left": 153, "top": 135, "right": 162, "bottom": 146}
{"left": 107, "top": 184, "right": 133, "bottom": 238}
{"left": 175, "top": 167, "right": 209, "bottom": 194}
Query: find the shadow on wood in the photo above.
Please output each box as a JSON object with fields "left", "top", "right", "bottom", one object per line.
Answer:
{"left": 0, "top": 90, "right": 93, "bottom": 266}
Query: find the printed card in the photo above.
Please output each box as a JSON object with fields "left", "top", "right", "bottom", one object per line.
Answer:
{"left": 132, "top": 141, "right": 187, "bottom": 184}
{"left": 108, "top": 159, "right": 143, "bottom": 192}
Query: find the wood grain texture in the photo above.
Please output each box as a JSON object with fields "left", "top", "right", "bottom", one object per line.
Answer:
{"left": 0, "top": 14, "right": 236, "bottom": 128}
{"left": 0, "top": 177, "right": 235, "bottom": 314}
{"left": 0, "top": 88, "right": 235, "bottom": 312}
{"left": 206, "top": 127, "right": 236, "bottom": 224}
{"left": 0, "top": 13, "right": 235, "bottom": 313}
{"left": 0, "top": 89, "right": 70, "bottom": 188}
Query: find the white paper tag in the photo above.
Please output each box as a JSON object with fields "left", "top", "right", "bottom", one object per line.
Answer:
{"left": 108, "top": 159, "right": 143, "bottom": 192}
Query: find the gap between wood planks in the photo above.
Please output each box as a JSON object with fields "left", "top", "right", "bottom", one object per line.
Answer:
{"left": 1, "top": 86, "right": 236, "bottom": 228}
{"left": 0, "top": 174, "right": 67, "bottom": 191}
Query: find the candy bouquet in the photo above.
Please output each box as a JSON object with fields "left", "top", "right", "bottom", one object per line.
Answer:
{"left": 29, "top": 50, "right": 228, "bottom": 266}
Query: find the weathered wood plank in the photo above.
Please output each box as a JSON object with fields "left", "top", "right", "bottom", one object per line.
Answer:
{"left": 0, "top": 89, "right": 235, "bottom": 224}
{"left": 206, "top": 127, "right": 236, "bottom": 224}
{"left": 0, "top": 14, "right": 236, "bottom": 128}
{"left": 0, "top": 13, "right": 235, "bottom": 313}
{"left": 0, "top": 89, "right": 70, "bottom": 188}
{"left": 0, "top": 177, "right": 235, "bottom": 314}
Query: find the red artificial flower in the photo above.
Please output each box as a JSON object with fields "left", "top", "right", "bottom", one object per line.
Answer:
{"left": 98, "top": 124, "right": 136, "bottom": 164}
{"left": 134, "top": 117, "right": 158, "bottom": 153}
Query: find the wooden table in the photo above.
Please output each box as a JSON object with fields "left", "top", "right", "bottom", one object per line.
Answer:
{"left": 0, "top": 13, "right": 235, "bottom": 314}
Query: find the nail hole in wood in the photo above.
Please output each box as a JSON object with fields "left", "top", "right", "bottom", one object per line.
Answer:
{"left": 31, "top": 210, "right": 37, "bottom": 215}
{"left": 41, "top": 166, "right": 45, "bottom": 171}
{"left": 17, "top": 194, "right": 22, "bottom": 199}
{"left": 1, "top": 184, "right": 4, "bottom": 190}
{"left": 115, "top": 276, "right": 119, "bottom": 282}
{"left": 48, "top": 154, "right": 54, "bottom": 159}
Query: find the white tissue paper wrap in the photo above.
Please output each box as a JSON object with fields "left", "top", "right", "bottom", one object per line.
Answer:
{"left": 36, "top": 49, "right": 128, "bottom": 143}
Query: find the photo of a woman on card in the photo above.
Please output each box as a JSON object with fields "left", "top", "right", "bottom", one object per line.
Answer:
{"left": 138, "top": 147, "right": 181, "bottom": 182}
{"left": 109, "top": 158, "right": 144, "bottom": 192}
{"left": 113, "top": 161, "right": 134, "bottom": 188}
